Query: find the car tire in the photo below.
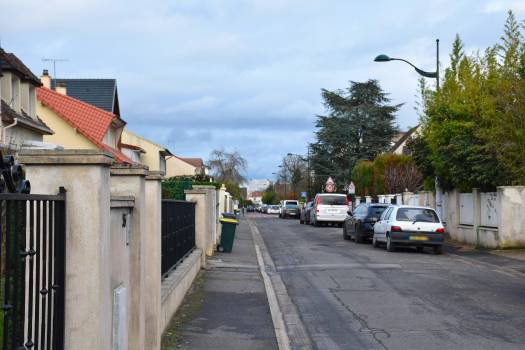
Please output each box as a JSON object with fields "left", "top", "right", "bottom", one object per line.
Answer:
{"left": 300, "top": 218, "right": 304, "bottom": 224}
{"left": 372, "top": 236, "right": 379, "bottom": 248}
{"left": 343, "top": 226, "right": 350, "bottom": 240}
{"left": 355, "top": 226, "right": 364, "bottom": 244}
{"left": 433, "top": 246, "right": 443, "bottom": 255}
{"left": 386, "top": 235, "right": 396, "bottom": 252}
{"left": 416, "top": 246, "right": 424, "bottom": 253}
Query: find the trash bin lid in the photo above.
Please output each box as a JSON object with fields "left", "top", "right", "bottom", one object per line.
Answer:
{"left": 220, "top": 218, "right": 238, "bottom": 224}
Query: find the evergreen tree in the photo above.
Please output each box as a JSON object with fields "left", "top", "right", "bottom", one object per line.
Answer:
{"left": 310, "top": 80, "right": 400, "bottom": 190}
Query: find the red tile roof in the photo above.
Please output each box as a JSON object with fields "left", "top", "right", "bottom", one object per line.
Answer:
{"left": 178, "top": 157, "right": 204, "bottom": 168}
{"left": 37, "top": 87, "right": 133, "bottom": 164}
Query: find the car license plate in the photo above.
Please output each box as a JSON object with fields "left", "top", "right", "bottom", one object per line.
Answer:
{"left": 327, "top": 209, "right": 338, "bottom": 213}
{"left": 410, "top": 235, "right": 428, "bottom": 241}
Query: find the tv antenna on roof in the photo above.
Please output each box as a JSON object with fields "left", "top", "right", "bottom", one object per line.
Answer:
{"left": 41, "top": 58, "right": 69, "bottom": 81}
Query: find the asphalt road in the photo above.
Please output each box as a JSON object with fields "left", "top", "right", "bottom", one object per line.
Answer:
{"left": 252, "top": 213, "right": 525, "bottom": 350}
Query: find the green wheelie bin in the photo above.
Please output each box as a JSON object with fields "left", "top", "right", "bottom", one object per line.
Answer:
{"left": 217, "top": 217, "right": 238, "bottom": 253}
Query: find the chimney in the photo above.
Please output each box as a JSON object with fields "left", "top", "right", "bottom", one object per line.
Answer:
{"left": 41, "top": 69, "right": 51, "bottom": 89}
{"left": 56, "top": 82, "right": 67, "bottom": 95}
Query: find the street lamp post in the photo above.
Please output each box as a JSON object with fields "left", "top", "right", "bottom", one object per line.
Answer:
{"left": 374, "top": 39, "right": 443, "bottom": 218}
{"left": 287, "top": 149, "right": 311, "bottom": 201}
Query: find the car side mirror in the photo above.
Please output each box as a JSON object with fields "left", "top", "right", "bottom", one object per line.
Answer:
{"left": 347, "top": 210, "right": 353, "bottom": 216}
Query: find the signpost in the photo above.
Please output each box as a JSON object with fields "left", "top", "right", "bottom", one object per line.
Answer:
{"left": 301, "top": 191, "right": 307, "bottom": 198}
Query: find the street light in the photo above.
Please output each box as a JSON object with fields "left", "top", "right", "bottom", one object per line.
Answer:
{"left": 374, "top": 39, "right": 440, "bottom": 89}
{"left": 373, "top": 38, "right": 443, "bottom": 217}
{"left": 287, "top": 150, "right": 311, "bottom": 200}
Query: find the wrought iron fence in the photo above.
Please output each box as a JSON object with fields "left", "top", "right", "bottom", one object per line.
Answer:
{"left": 161, "top": 200, "right": 195, "bottom": 279}
{"left": 0, "top": 192, "right": 66, "bottom": 350}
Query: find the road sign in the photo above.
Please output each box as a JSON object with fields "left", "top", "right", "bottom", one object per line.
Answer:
{"left": 301, "top": 191, "right": 307, "bottom": 198}
{"left": 325, "top": 177, "right": 335, "bottom": 193}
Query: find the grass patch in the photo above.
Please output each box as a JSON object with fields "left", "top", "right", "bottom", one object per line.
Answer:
{"left": 161, "top": 272, "right": 205, "bottom": 350}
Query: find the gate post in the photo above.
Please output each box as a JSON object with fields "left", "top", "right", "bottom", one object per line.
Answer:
{"left": 110, "top": 164, "right": 148, "bottom": 350}
{"left": 19, "top": 150, "right": 113, "bottom": 350}
{"left": 144, "top": 171, "right": 163, "bottom": 350}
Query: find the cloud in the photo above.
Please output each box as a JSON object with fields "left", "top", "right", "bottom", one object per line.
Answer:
{"left": 1, "top": 0, "right": 521, "bottom": 178}
{"left": 483, "top": 1, "right": 525, "bottom": 14}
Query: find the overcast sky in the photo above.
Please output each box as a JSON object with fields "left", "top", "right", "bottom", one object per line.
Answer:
{"left": 1, "top": 0, "right": 524, "bottom": 179}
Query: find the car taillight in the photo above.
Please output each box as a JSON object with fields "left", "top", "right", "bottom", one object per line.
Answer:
{"left": 345, "top": 196, "right": 349, "bottom": 206}
{"left": 435, "top": 228, "right": 445, "bottom": 233}
{"left": 391, "top": 226, "right": 402, "bottom": 232}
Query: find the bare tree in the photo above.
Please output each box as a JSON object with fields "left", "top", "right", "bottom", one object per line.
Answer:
{"left": 207, "top": 148, "right": 247, "bottom": 184}
{"left": 383, "top": 162, "right": 423, "bottom": 194}
{"left": 278, "top": 154, "right": 307, "bottom": 198}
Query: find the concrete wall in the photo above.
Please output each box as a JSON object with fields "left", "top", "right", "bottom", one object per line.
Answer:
{"left": 110, "top": 165, "right": 148, "bottom": 350}
{"left": 19, "top": 150, "right": 114, "bottom": 350}
{"left": 498, "top": 186, "right": 525, "bottom": 248}
{"left": 186, "top": 185, "right": 217, "bottom": 260}
{"left": 19, "top": 149, "right": 208, "bottom": 350}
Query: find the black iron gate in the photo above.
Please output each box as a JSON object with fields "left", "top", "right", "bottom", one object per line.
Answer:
{"left": 161, "top": 200, "right": 195, "bottom": 279}
{"left": 0, "top": 191, "right": 66, "bottom": 350}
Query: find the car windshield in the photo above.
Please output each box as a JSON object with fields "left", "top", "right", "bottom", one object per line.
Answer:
{"left": 285, "top": 201, "right": 298, "bottom": 206}
{"left": 396, "top": 208, "right": 439, "bottom": 223}
{"left": 368, "top": 206, "right": 388, "bottom": 218}
{"left": 319, "top": 195, "right": 347, "bottom": 205}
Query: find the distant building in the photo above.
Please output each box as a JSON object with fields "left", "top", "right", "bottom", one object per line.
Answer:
{"left": 248, "top": 191, "right": 263, "bottom": 205}
{"left": 247, "top": 179, "right": 272, "bottom": 193}
{"left": 390, "top": 124, "right": 421, "bottom": 155}
{"left": 0, "top": 49, "right": 54, "bottom": 149}
{"left": 120, "top": 129, "right": 172, "bottom": 175}
{"left": 165, "top": 156, "right": 207, "bottom": 177}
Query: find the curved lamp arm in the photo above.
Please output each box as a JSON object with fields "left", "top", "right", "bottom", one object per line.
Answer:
{"left": 390, "top": 58, "right": 438, "bottom": 78}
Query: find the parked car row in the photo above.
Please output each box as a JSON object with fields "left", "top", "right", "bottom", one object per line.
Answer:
{"left": 343, "top": 203, "right": 445, "bottom": 254}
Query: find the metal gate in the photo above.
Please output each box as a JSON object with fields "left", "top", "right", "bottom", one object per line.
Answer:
{"left": 161, "top": 200, "right": 195, "bottom": 279}
{"left": 0, "top": 191, "right": 66, "bottom": 350}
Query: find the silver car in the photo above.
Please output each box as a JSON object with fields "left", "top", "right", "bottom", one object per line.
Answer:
{"left": 311, "top": 193, "right": 349, "bottom": 226}
{"left": 373, "top": 205, "right": 445, "bottom": 254}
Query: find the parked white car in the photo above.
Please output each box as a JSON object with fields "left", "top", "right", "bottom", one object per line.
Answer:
{"left": 311, "top": 193, "right": 349, "bottom": 226}
{"left": 373, "top": 205, "right": 445, "bottom": 254}
{"left": 267, "top": 205, "right": 281, "bottom": 214}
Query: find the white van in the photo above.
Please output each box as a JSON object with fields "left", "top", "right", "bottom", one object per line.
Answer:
{"left": 311, "top": 193, "right": 348, "bottom": 226}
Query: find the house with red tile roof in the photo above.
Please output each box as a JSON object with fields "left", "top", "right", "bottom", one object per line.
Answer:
{"left": 165, "top": 155, "right": 207, "bottom": 177}
{"left": 35, "top": 81, "right": 133, "bottom": 164}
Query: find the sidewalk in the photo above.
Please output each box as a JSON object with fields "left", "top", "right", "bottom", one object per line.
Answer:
{"left": 161, "top": 218, "right": 278, "bottom": 350}
{"left": 445, "top": 240, "right": 525, "bottom": 276}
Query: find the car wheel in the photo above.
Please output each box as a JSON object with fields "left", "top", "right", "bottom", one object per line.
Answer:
{"left": 300, "top": 218, "right": 304, "bottom": 224}
{"left": 372, "top": 236, "right": 379, "bottom": 248}
{"left": 386, "top": 235, "right": 396, "bottom": 252}
{"left": 355, "top": 226, "right": 364, "bottom": 244}
{"left": 416, "top": 246, "right": 424, "bottom": 253}
{"left": 343, "top": 226, "right": 350, "bottom": 240}
{"left": 433, "top": 246, "right": 443, "bottom": 255}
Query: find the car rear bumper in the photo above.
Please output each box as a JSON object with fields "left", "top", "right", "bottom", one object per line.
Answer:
{"left": 390, "top": 232, "right": 444, "bottom": 246}
{"left": 316, "top": 214, "right": 346, "bottom": 222}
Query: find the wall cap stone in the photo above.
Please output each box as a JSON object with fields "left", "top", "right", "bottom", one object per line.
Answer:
{"left": 110, "top": 195, "right": 135, "bottom": 208}
{"left": 19, "top": 149, "right": 114, "bottom": 165}
{"left": 192, "top": 185, "right": 217, "bottom": 190}
{"left": 146, "top": 171, "right": 164, "bottom": 181}
{"left": 110, "top": 164, "right": 149, "bottom": 176}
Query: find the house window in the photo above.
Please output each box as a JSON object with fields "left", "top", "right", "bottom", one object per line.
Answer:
{"left": 103, "top": 129, "right": 115, "bottom": 148}
{"left": 10, "top": 77, "right": 19, "bottom": 111}
{"left": 159, "top": 156, "right": 166, "bottom": 174}
{"left": 28, "top": 86, "right": 36, "bottom": 118}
